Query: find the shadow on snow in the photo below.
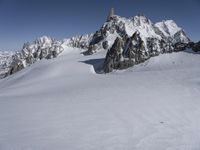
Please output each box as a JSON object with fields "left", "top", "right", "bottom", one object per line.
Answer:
{"left": 80, "top": 58, "right": 105, "bottom": 74}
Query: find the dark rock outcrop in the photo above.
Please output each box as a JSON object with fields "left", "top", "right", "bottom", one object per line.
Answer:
{"left": 103, "top": 31, "right": 195, "bottom": 73}
{"left": 123, "top": 32, "right": 146, "bottom": 62}
{"left": 103, "top": 37, "right": 124, "bottom": 73}
{"left": 174, "top": 42, "right": 188, "bottom": 52}
{"left": 83, "top": 12, "right": 190, "bottom": 56}
{"left": 192, "top": 41, "right": 200, "bottom": 52}
{"left": 6, "top": 36, "right": 64, "bottom": 76}
{"left": 102, "top": 41, "right": 109, "bottom": 50}
{"left": 0, "top": 51, "right": 14, "bottom": 78}
{"left": 103, "top": 32, "right": 147, "bottom": 73}
{"left": 173, "top": 41, "right": 200, "bottom": 52}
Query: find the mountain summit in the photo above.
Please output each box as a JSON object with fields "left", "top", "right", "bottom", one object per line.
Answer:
{"left": 84, "top": 11, "right": 190, "bottom": 55}
{"left": 0, "top": 9, "right": 199, "bottom": 76}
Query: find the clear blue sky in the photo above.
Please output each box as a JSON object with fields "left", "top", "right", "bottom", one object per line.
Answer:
{"left": 0, "top": 0, "right": 199, "bottom": 50}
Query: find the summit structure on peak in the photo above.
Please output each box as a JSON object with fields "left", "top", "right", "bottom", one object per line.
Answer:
{"left": 107, "top": 8, "right": 115, "bottom": 22}
{"left": 1, "top": 9, "right": 199, "bottom": 76}
{"left": 83, "top": 12, "right": 190, "bottom": 56}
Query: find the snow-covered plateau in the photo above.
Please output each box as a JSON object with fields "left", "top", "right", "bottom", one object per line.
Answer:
{"left": 0, "top": 47, "right": 200, "bottom": 150}
{"left": 0, "top": 10, "right": 200, "bottom": 149}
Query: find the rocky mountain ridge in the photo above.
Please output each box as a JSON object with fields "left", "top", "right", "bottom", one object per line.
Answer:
{"left": 0, "top": 51, "right": 14, "bottom": 78}
{"left": 0, "top": 9, "right": 199, "bottom": 77}
{"left": 0, "top": 36, "right": 64, "bottom": 78}
{"left": 83, "top": 13, "right": 190, "bottom": 55}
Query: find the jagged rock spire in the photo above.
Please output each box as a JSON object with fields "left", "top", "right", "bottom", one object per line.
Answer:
{"left": 107, "top": 8, "right": 114, "bottom": 21}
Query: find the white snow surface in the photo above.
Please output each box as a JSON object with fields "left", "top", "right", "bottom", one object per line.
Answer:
{"left": 155, "top": 20, "right": 181, "bottom": 36}
{"left": 0, "top": 47, "right": 200, "bottom": 150}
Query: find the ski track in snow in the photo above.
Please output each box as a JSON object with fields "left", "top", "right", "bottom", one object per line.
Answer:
{"left": 0, "top": 47, "right": 200, "bottom": 150}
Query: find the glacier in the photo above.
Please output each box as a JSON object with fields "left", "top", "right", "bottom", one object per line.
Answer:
{"left": 0, "top": 10, "right": 200, "bottom": 150}
{"left": 0, "top": 47, "right": 200, "bottom": 149}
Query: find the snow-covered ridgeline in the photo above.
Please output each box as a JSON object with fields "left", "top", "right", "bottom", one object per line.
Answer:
{"left": 0, "top": 13, "right": 193, "bottom": 77}
{"left": 0, "top": 51, "right": 14, "bottom": 78}
{"left": 85, "top": 14, "right": 190, "bottom": 55}
{"left": 62, "top": 34, "right": 93, "bottom": 49}
{"left": 1, "top": 36, "right": 64, "bottom": 77}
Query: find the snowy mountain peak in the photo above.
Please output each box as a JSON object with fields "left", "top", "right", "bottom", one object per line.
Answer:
{"left": 132, "top": 15, "right": 152, "bottom": 26}
{"left": 83, "top": 13, "right": 190, "bottom": 55}
{"left": 2, "top": 36, "right": 64, "bottom": 77}
{"left": 0, "top": 10, "right": 193, "bottom": 77}
{"left": 155, "top": 20, "right": 190, "bottom": 43}
{"left": 36, "top": 36, "right": 53, "bottom": 45}
{"left": 155, "top": 20, "right": 181, "bottom": 36}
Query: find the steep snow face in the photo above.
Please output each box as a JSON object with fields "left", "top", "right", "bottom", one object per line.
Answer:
{"left": 86, "top": 15, "right": 190, "bottom": 55}
{"left": 117, "top": 15, "right": 190, "bottom": 44}
{"left": 155, "top": 20, "right": 190, "bottom": 43}
{"left": 0, "top": 48, "right": 200, "bottom": 150}
{"left": 102, "top": 16, "right": 192, "bottom": 73}
{"left": 162, "top": 20, "right": 181, "bottom": 35}
{"left": 128, "top": 15, "right": 160, "bottom": 39}
{"left": 102, "top": 15, "right": 156, "bottom": 37}
{"left": 155, "top": 20, "right": 181, "bottom": 36}
{"left": 62, "top": 34, "right": 93, "bottom": 49}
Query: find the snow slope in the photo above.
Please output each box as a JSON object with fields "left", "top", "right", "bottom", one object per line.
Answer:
{"left": 0, "top": 47, "right": 200, "bottom": 150}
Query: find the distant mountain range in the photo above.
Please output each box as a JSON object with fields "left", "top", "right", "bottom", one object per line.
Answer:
{"left": 0, "top": 9, "right": 199, "bottom": 77}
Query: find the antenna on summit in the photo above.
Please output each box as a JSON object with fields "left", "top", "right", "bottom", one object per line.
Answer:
{"left": 107, "top": 8, "right": 114, "bottom": 21}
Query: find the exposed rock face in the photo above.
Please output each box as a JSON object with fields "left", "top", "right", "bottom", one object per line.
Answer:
{"left": 59, "top": 11, "right": 190, "bottom": 57}
{"left": 103, "top": 37, "right": 124, "bottom": 73}
{"left": 0, "top": 51, "right": 14, "bottom": 78}
{"left": 123, "top": 32, "right": 146, "bottom": 62}
{"left": 8, "top": 58, "right": 25, "bottom": 75}
{"left": 102, "top": 41, "right": 109, "bottom": 50}
{"left": 192, "top": 41, "right": 200, "bottom": 52}
{"left": 84, "top": 13, "right": 190, "bottom": 55}
{"left": 174, "top": 42, "right": 188, "bottom": 52}
{"left": 6, "top": 36, "right": 64, "bottom": 76}
{"left": 62, "top": 34, "right": 93, "bottom": 49}
{"left": 103, "top": 31, "right": 193, "bottom": 73}
{"left": 103, "top": 32, "right": 147, "bottom": 73}
{"left": 0, "top": 10, "right": 196, "bottom": 77}
{"left": 173, "top": 41, "right": 200, "bottom": 52}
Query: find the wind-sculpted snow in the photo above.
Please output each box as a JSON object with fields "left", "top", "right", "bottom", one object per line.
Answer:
{"left": 1, "top": 48, "right": 200, "bottom": 150}
{"left": 1, "top": 9, "right": 200, "bottom": 150}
